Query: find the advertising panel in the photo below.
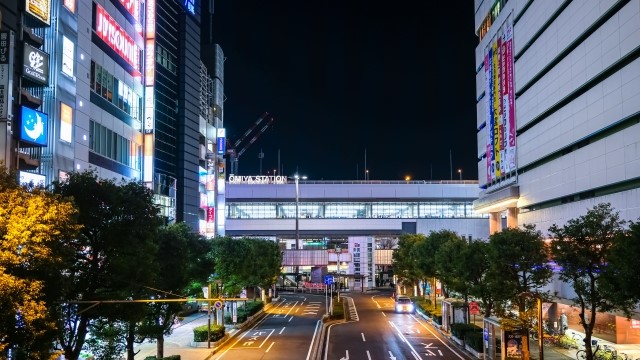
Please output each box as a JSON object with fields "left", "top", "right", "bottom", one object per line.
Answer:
{"left": 25, "top": 0, "right": 51, "bottom": 26}
{"left": 0, "top": 31, "right": 15, "bottom": 120}
{"left": 63, "top": 0, "right": 75, "bottom": 13}
{"left": 144, "top": 40, "right": 154, "bottom": 86}
{"left": 484, "top": 17, "right": 516, "bottom": 185}
{"left": 19, "top": 171, "right": 46, "bottom": 187}
{"left": 62, "top": 36, "right": 75, "bottom": 77}
{"left": 94, "top": 3, "right": 141, "bottom": 72}
{"left": 20, "top": 106, "right": 49, "bottom": 146}
{"left": 60, "top": 102, "right": 73, "bottom": 142}
{"left": 118, "top": 0, "right": 140, "bottom": 23}
{"left": 22, "top": 43, "right": 50, "bottom": 86}
{"left": 206, "top": 207, "right": 215, "bottom": 222}
{"left": 144, "top": 89, "right": 154, "bottom": 133}
{"left": 216, "top": 128, "right": 226, "bottom": 155}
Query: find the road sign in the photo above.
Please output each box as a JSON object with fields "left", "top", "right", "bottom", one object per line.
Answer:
{"left": 324, "top": 275, "right": 334, "bottom": 285}
{"left": 469, "top": 301, "right": 480, "bottom": 315}
{"left": 214, "top": 300, "right": 223, "bottom": 309}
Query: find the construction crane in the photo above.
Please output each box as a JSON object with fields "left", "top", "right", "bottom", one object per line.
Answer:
{"left": 226, "top": 112, "right": 275, "bottom": 175}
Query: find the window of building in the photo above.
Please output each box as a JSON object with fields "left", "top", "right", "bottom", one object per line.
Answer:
{"left": 90, "top": 61, "right": 141, "bottom": 122}
{"left": 89, "top": 120, "right": 141, "bottom": 170}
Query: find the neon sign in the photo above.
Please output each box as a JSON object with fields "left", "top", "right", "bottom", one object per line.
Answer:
{"left": 95, "top": 4, "right": 140, "bottom": 71}
{"left": 119, "top": 0, "right": 140, "bottom": 22}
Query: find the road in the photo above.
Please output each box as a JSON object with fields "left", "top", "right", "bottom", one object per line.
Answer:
{"left": 212, "top": 293, "right": 327, "bottom": 360}
{"left": 325, "top": 292, "right": 474, "bottom": 360}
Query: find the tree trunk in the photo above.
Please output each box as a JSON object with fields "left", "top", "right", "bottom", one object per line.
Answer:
{"left": 126, "top": 321, "right": 136, "bottom": 360}
{"left": 156, "top": 335, "right": 165, "bottom": 359}
{"left": 63, "top": 315, "right": 89, "bottom": 360}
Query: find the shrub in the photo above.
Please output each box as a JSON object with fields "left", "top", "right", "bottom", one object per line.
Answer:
{"left": 327, "top": 296, "right": 344, "bottom": 321}
{"left": 193, "top": 324, "right": 225, "bottom": 342}
{"left": 465, "top": 332, "right": 484, "bottom": 352}
{"left": 450, "top": 323, "right": 481, "bottom": 339}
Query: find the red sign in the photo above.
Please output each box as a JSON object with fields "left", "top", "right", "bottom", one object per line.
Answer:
{"left": 206, "top": 207, "right": 215, "bottom": 222}
{"left": 95, "top": 4, "right": 140, "bottom": 72}
{"left": 119, "top": 0, "right": 140, "bottom": 22}
{"left": 469, "top": 301, "right": 480, "bottom": 315}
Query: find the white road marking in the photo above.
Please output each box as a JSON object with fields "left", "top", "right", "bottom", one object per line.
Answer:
{"left": 266, "top": 341, "right": 275, "bottom": 352}
{"left": 279, "top": 327, "right": 285, "bottom": 334}
{"left": 361, "top": 332, "right": 366, "bottom": 342}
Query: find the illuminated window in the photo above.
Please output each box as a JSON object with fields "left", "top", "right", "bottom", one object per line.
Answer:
{"left": 89, "top": 120, "right": 141, "bottom": 170}
{"left": 62, "top": 36, "right": 75, "bottom": 77}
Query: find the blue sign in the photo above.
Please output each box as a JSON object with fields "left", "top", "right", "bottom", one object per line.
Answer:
{"left": 217, "top": 136, "right": 225, "bottom": 155}
{"left": 20, "top": 106, "right": 48, "bottom": 146}
{"left": 324, "top": 275, "right": 334, "bottom": 285}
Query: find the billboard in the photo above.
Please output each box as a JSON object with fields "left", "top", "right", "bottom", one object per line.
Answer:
{"left": 94, "top": 3, "right": 141, "bottom": 73}
{"left": 484, "top": 18, "right": 516, "bottom": 184}
{"left": 22, "top": 43, "right": 50, "bottom": 86}
{"left": 62, "top": 36, "right": 74, "bottom": 77}
{"left": 20, "top": 106, "right": 49, "bottom": 146}
{"left": 0, "top": 31, "right": 15, "bottom": 120}
{"left": 25, "top": 0, "right": 51, "bottom": 26}
{"left": 19, "top": 171, "right": 46, "bottom": 187}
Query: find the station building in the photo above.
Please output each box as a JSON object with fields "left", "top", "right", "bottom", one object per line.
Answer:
{"left": 224, "top": 176, "right": 489, "bottom": 290}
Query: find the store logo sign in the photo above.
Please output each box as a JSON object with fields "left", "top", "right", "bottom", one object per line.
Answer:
{"left": 95, "top": 3, "right": 140, "bottom": 71}
{"left": 22, "top": 43, "right": 49, "bottom": 85}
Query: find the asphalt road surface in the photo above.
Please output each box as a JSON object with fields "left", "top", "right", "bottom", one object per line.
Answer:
{"left": 213, "top": 293, "right": 326, "bottom": 360}
{"left": 325, "top": 292, "right": 475, "bottom": 360}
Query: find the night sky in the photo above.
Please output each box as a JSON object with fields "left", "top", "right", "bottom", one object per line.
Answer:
{"left": 211, "top": 2, "right": 478, "bottom": 181}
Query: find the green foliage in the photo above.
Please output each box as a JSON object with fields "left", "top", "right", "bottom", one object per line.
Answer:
{"left": 326, "top": 296, "right": 344, "bottom": 321}
{"left": 487, "top": 224, "right": 552, "bottom": 322}
{"left": 193, "top": 324, "right": 225, "bottom": 342}
{"left": 602, "top": 220, "right": 640, "bottom": 312}
{"left": 0, "top": 164, "right": 80, "bottom": 358}
{"left": 465, "top": 332, "right": 484, "bottom": 352}
{"left": 549, "top": 203, "right": 633, "bottom": 360}
{"left": 225, "top": 300, "right": 264, "bottom": 323}
{"left": 450, "top": 323, "right": 482, "bottom": 339}
{"left": 144, "top": 354, "right": 181, "bottom": 360}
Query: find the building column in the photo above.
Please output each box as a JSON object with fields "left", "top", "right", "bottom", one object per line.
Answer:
{"left": 489, "top": 212, "right": 502, "bottom": 235}
{"left": 507, "top": 207, "right": 518, "bottom": 229}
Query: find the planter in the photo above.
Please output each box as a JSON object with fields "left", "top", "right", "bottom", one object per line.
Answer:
{"left": 451, "top": 335, "right": 464, "bottom": 346}
{"left": 465, "top": 344, "right": 484, "bottom": 359}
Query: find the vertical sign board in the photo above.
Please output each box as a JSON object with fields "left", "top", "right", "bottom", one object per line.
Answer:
{"left": 0, "top": 31, "right": 15, "bottom": 120}
{"left": 22, "top": 43, "right": 50, "bottom": 86}
{"left": 20, "top": 106, "right": 49, "bottom": 146}
{"left": 25, "top": 0, "right": 51, "bottom": 26}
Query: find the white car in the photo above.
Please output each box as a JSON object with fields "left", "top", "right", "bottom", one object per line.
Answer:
{"left": 394, "top": 296, "right": 415, "bottom": 314}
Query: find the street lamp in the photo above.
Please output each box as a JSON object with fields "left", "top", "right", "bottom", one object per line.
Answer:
{"left": 458, "top": 169, "right": 462, "bottom": 181}
{"left": 294, "top": 174, "right": 307, "bottom": 282}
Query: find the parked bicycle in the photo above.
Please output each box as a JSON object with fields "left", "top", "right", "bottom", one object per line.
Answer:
{"left": 576, "top": 341, "right": 619, "bottom": 360}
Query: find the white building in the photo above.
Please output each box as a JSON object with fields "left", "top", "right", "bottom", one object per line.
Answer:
{"left": 224, "top": 177, "right": 488, "bottom": 290}
{"left": 473, "top": 0, "right": 640, "bottom": 344}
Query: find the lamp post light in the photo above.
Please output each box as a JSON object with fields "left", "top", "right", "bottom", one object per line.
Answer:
{"left": 458, "top": 169, "right": 462, "bottom": 181}
{"left": 294, "top": 174, "right": 306, "bottom": 282}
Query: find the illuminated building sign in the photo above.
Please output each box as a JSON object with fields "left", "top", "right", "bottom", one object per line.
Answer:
{"left": 20, "top": 106, "right": 49, "bottom": 146}
{"left": 144, "top": 89, "right": 154, "bottom": 133}
{"left": 183, "top": 0, "right": 195, "bottom": 15}
{"left": 25, "top": 0, "right": 51, "bottom": 26}
{"left": 62, "top": 36, "right": 74, "bottom": 77}
{"left": 145, "top": 0, "right": 156, "bottom": 37}
{"left": 60, "top": 102, "right": 73, "bottom": 142}
{"left": 63, "top": 0, "right": 75, "bottom": 13}
{"left": 94, "top": 3, "right": 141, "bottom": 72}
{"left": 19, "top": 171, "right": 46, "bottom": 187}
{"left": 216, "top": 128, "right": 225, "bottom": 155}
{"left": 22, "top": 43, "right": 49, "bottom": 85}
{"left": 144, "top": 40, "right": 154, "bottom": 86}
{"left": 0, "top": 31, "right": 15, "bottom": 120}
{"left": 118, "top": 0, "right": 140, "bottom": 23}
{"left": 227, "top": 175, "right": 288, "bottom": 184}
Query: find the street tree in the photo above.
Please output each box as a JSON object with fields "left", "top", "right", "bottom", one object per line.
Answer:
{"left": 142, "top": 222, "right": 213, "bottom": 359}
{"left": 414, "top": 230, "right": 458, "bottom": 302}
{"left": 603, "top": 220, "right": 640, "bottom": 308}
{"left": 50, "top": 170, "right": 162, "bottom": 360}
{"left": 0, "top": 168, "right": 80, "bottom": 359}
{"left": 549, "top": 203, "right": 632, "bottom": 360}
{"left": 245, "top": 238, "right": 283, "bottom": 300}
{"left": 488, "top": 225, "right": 552, "bottom": 360}
{"left": 435, "top": 238, "right": 497, "bottom": 320}
{"left": 391, "top": 234, "right": 424, "bottom": 295}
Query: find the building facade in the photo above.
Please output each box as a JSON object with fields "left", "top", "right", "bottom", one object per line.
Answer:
{"left": 473, "top": 0, "right": 640, "bottom": 343}
{"left": 0, "top": 0, "right": 221, "bottom": 234}
{"left": 224, "top": 178, "right": 489, "bottom": 290}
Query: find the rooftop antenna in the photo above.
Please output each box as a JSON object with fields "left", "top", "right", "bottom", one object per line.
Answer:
{"left": 449, "top": 149, "right": 453, "bottom": 180}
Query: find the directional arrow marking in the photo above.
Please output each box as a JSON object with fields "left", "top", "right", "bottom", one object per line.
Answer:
{"left": 389, "top": 350, "right": 397, "bottom": 360}
{"left": 340, "top": 350, "right": 349, "bottom": 360}
{"left": 421, "top": 343, "right": 438, "bottom": 349}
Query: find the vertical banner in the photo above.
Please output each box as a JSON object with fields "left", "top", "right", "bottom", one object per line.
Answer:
{"left": 503, "top": 22, "right": 516, "bottom": 172}
{"left": 484, "top": 17, "right": 516, "bottom": 185}
{"left": 0, "top": 31, "right": 15, "bottom": 120}
{"left": 485, "top": 50, "right": 494, "bottom": 183}
{"left": 492, "top": 39, "right": 501, "bottom": 179}
{"left": 504, "top": 329, "right": 524, "bottom": 360}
